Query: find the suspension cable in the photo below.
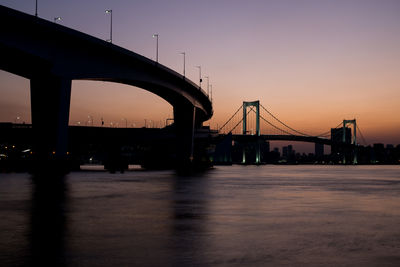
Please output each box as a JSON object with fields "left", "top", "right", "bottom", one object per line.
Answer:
{"left": 228, "top": 120, "right": 243, "bottom": 134}
{"left": 218, "top": 105, "right": 243, "bottom": 132}
{"left": 227, "top": 106, "right": 255, "bottom": 134}
{"left": 356, "top": 125, "right": 367, "bottom": 145}
{"left": 261, "top": 104, "right": 344, "bottom": 138}
{"left": 221, "top": 103, "right": 348, "bottom": 140}
{"left": 260, "top": 104, "right": 313, "bottom": 136}
{"left": 314, "top": 122, "right": 343, "bottom": 138}
{"left": 259, "top": 114, "right": 293, "bottom": 135}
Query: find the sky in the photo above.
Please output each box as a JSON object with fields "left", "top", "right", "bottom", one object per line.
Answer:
{"left": 1, "top": 0, "right": 399, "bottom": 152}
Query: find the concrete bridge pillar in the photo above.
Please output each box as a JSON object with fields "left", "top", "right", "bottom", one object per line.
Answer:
{"left": 173, "top": 103, "right": 197, "bottom": 168}
{"left": 30, "top": 75, "right": 71, "bottom": 172}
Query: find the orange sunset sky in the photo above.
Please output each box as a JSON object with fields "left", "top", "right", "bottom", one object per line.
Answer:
{"left": 1, "top": 0, "right": 399, "bottom": 151}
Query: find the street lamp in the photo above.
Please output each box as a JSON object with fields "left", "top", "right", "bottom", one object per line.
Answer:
{"left": 54, "top": 17, "right": 61, "bottom": 23}
{"left": 195, "top": 66, "right": 202, "bottom": 89}
{"left": 210, "top": 84, "right": 213, "bottom": 102}
{"left": 35, "top": 0, "right": 38, "bottom": 17}
{"left": 180, "top": 52, "right": 186, "bottom": 77}
{"left": 153, "top": 34, "right": 159, "bottom": 62}
{"left": 204, "top": 76, "right": 209, "bottom": 95}
{"left": 105, "top": 9, "right": 112, "bottom": 43}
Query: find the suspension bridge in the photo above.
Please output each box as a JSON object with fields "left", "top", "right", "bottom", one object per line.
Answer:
{"left": 217, "top": 100, "right": 367, "bottom": 164}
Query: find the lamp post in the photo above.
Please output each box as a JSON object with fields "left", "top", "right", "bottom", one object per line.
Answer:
{"left": 54, "top": 17, "right": 61, "bottom": 23}
{"left": 210, "top": 84, "right": 213, "bottom": 102}
{"left": 105, "top": 9, "right": 112, "bottom": 43}
{"left": 153, "top": 34, "right": 159, "bottom": 62}
{"left": 204, "top": 76, "right": 209, "bottom": 95}
{"left": 195, "top": 66, "right": 202, "bottom": 89}
{"left": 180, "top": 52, "right": 186, "bottom": 77}
{"left": 35, "top": 0, "right": 38, "bottom": 17}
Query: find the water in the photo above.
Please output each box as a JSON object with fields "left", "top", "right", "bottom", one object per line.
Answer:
{"left": 1, "top": 165, "right": 400, "bottom": 266}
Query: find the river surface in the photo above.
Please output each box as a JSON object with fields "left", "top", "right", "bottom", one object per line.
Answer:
{"left": 1, "top": 165, "right": 400, "bottom": 266}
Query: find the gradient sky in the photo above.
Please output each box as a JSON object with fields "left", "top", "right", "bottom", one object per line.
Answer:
{"left": 1, "top": 0, "right": 399, "bottom": 151}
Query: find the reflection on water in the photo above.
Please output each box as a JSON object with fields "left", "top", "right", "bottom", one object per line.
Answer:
{"left": 171, "top": 175, "right": 210, "bottom": 266}
{"left": 29, "top": 175, "right": 68, "bottom": 266}
{"left": 1, "top": 165, "right": 400, "bottom": 266}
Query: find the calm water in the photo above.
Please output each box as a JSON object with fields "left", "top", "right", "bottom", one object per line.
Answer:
{"left": 1, "top": 165, "right": 400, "bottom": 266}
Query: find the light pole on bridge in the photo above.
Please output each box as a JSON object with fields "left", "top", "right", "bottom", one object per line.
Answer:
{"left": 105, "top": 9, "right": 112, "bottom": 43}
{"left": 204, "top": 76, "right": 209, "bottom": 96}
{"left": 153, "top": 34, "right": 159, "bottom": 63}
{"left": 195, "top": 66, "right": 202, "bottom": 89}
{"left": 180, "top": 52, "right": 186, "bottom": 77}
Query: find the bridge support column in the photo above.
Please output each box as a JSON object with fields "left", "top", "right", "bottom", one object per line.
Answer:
{"left": 342, "top": 119, "right": 358, "bottom": 164}
{"left": 174, "top": 103, "right": 196, "bottom": 169}
{"left": 30, "top": 75, "right": 71, "bottom": 173}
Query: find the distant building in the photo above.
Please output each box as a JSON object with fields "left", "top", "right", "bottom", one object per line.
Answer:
{"left": 282, "top": 146, "right": 288, "bottom": 158}
{"left": 260, "top": 141, "right": 270, "bottom": 162}
{"left": 372, "top": 143, "right": 385, "bottom": 163}
{"left": 288, "top": 145, "right": 294, "bottom": 156}
{"left": 213, "top": 133, "right": 232, "bottom": 164}
{"left": 315, "top": 143, "right": 324, "bottom": 158}
{"left": 282, "top": 145, "right": 295, "bottom": 162}
{"left": 331, "top": 127, "right": 351, "bottom": 163}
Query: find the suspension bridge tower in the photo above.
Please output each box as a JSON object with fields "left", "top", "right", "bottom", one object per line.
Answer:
{"left": 242, "top": 101, "right": 261, "bottom": 164}
{"left": 243, "top": 101, "right": 260, "bottom": 136}
{"left": 343, "top": 119, "right": 357, "bottom": 164}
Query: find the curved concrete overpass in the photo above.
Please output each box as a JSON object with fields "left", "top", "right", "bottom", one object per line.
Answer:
{"left": 0, "top": 5, "right": 212, "bottom": 167}
{"left": 0, "top": 5, "right": 212, "bottom": 121}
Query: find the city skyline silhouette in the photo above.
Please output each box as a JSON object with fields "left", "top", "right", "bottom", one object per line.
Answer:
{"left": 1, "top": 0, "right": 399, "bottom": 151}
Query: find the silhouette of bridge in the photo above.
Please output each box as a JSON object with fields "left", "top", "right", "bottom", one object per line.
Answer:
{"left": 0, "top": 5, "right": 212, "bottom": 171}
{"left": 218, "top": 101, "right": 366, "bottom": 164}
